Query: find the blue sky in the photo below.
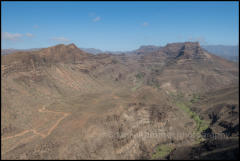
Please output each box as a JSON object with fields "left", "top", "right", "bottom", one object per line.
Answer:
{"left": 1, "top": 1, "right": 239, "bottom": 51}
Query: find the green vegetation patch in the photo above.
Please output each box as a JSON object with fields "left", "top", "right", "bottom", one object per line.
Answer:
{"left": 151, "top": 144, "right": 173, "bottom": 159}
{"left": 176, "top": 102, "right": 208, "bottom": 134}
{"left": 135, "top": 72, "right": 145, "bottom": 80}
{"left": 132, "top": 72, "right": 146, "bottom": 91}
{"left": 147, "top": 80, "right": 160, "bottom": 89}
{"left": 131, "top": 81, "right": 143, "bottom": 91}
{"left": 168, "top": 91, "right": 184, "bottom": 101}
{"left": 169, "top": 92, "right": 209, "bottom": 143}
{"left": 190, "top": 93, "right": 201, "bottom": 103}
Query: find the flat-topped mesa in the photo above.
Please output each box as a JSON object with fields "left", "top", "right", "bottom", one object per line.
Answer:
{"left": 177, "top": 42, "right": 203, "bottom": 58}
{"left": 183, "top": 41, "right": 200, "bottom": 47}
{"left": 162, "top": 42, "right": 208, "bottom": 60}
{"left": 160, "top": 42, "right": 188, "bottom": 57}
{"left": 164, "top": 42, "right": 200, "bottom": 52}
{"left": 182, "top": 42, "right": 201, "bottom": 52}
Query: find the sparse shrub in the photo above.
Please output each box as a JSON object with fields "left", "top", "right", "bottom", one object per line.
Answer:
{"left": 135, "top": 72, "right": 145, "bottom": 79}
{"left": 111, "top": 59, "right": 118, "bottom": 64}
{"left": 151, "top": 144, "right": 173, "bottom": 159}
{"left": 190, "top": 94, "right": 200, "bottom": 103}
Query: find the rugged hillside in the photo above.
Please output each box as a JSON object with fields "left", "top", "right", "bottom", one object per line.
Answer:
{"left": 1, "top": 42, "right": 238, "bottom": 159}
{"left": 129, "top": 42, "right": 238, "bottom": 95}
{"left": 168, "top": 85, "right": 239, "bottom": 160}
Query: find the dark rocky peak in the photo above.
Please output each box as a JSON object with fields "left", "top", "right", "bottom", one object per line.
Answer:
{"left": 161, "top": 42, "right": 206, "bottom": 60}
{"left": 176, "top": 42, "right": 203, "bottom": 58}
{"left": 164, "top": 42, "right": 199, "bottom": 53}
{"left": 160, "top": 42, "right": 187, "bottom": 57}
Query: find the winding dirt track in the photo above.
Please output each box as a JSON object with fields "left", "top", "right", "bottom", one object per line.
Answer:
{"left": 2, "top": 106, "right": 70, "bottom": 141}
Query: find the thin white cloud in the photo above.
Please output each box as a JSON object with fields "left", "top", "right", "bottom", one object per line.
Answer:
{"left": 142, "top": 22, "right": 149, "bottom": 27}
{"left": 2, "top": 32, "right": 23, "bottom": 41}
{"left": 50, "top": 37, "right": 69, "bottom": 43}
{"left": 26, "top": 33, "right": 33, "bottom": 37}
{"left": 93, "top": 16, "right": 101, "bottom": 22}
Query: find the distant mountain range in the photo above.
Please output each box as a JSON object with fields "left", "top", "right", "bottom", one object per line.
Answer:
{"left": 202, "top": 45, "right": 239, "bottom": 62}
{"left": 2, "top": 44, "right": 238, "bottom": 62}
{"left": 79, "top": 48, "right": 103, "bottom": 54}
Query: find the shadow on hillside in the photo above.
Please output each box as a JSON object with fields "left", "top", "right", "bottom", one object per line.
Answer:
{"left": 167, "top": 137, "right": 239, "bottom": 160}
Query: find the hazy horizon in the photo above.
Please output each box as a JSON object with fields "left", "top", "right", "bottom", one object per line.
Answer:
{"left": 1, "top": 42, "right": 239, "bottom": 52}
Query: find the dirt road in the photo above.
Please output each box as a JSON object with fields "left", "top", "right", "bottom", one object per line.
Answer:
{"left": 2, "top": 106, "right": 70, "bottom": 140}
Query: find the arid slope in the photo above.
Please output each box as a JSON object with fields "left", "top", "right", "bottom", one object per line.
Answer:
{"left": 1, "top": 42, "right": 238, "bottom": 159}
